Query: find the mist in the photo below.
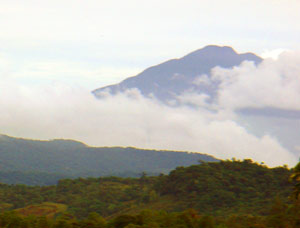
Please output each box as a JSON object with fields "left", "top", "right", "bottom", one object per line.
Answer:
{"left": 0, "top": 71, "right": 298, "bottom": 167}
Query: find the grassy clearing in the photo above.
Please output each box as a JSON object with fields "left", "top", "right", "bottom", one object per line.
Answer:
{"left": 15, "top": 202, "right": 67, "bottom": 218}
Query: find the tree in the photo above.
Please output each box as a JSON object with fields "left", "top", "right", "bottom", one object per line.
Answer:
{"left": 290, "top": 162, "right": 300, "bottom": 199}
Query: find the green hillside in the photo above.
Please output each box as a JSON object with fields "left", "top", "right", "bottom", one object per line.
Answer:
{"left": 0, "top": 159, "right": 299, "bottom": 227}
{"left": 0, "top": 134, "right": 218, "bottom": 185}
{"left": 0, "top": 160, "right": 293, "bottom": 219}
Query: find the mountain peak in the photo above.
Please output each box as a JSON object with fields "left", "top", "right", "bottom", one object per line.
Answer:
{"left": 93, "top": 45, "right": 262, "bottom": 101}
{"left": 202, "top": 45, "right": 236, "bottom": 52}
{"left": 182, "top": 45, "right": 238, "bottom": 60}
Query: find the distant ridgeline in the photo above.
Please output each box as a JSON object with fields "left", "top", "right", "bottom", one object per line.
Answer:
{"left": 0, "top": 134, "right": 218, "bottom": 185}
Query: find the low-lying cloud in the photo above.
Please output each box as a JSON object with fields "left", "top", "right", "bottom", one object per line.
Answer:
{"left": 2, "top": 50, "right": 300, "bottom": 167}
{"left": 0, "top": 78, "right": 296, "bottom": 167}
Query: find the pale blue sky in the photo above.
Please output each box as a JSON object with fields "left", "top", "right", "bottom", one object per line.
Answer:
{"left": 0, "top": 0, "right": 299, "bottom": 89}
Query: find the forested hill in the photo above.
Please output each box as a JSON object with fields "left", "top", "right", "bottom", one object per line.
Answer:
{"left": 0, "top": 160, "right": 293, "bottom": 221}
{"left": 0, "top": 134, "right": 218, "bottom": 185}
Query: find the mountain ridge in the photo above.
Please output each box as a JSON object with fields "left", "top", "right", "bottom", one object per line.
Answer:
{"left": 92, "top": 45, "right": 262, "bottom": 102}
{"left": 0, "top": 134, "right": 218, "bottom": 185}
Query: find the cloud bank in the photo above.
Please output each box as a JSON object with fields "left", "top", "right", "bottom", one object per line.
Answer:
{"left": 0, "top": 87, "right": 296, "bottom": 167}
{"left": 1, "top": 50, "right": 300, "bottom": 167}
{"left": 211, "top": 51, "right": 300, "bottom": 111}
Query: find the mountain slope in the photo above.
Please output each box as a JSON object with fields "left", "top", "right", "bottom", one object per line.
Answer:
{"left": 92, "top": 45, "right": 262, "bottom": 102}
{"left": 0, "top": 134, "right": 218, "bottom": 185}
{"left": 92, "top": 45, "right": 300, "bottom": 164}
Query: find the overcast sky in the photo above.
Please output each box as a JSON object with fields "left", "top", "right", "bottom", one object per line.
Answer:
{"left": 1, "top": 0, "right": 300, "bottom": 166}
{"left": 0, "top": 0, "right": 299, "bottom": 88}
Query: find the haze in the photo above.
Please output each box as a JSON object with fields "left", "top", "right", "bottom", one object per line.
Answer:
{"left": 0, "top": 0, "right": 300, "bottom": 167}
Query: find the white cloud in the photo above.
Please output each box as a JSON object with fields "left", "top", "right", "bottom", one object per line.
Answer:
{"left": 212, "top": 51, "right": 300, "bottom": 110}
{"left": 0, "top": 78, "right": 296, "bottom": 167}
{"left": 0, "top": 0, "right": 299, "bottom": 169}
{"left": 192, "top": 74, "right": 211, "bottom": 86}
{"left": 261, "top": 48, "right": 289, "bottom": 60}
{"left": 177, "top": 92, "right": 211, "bottom": 107}
{"left": 1, "top": 48, "right": 300, "bottom": 167}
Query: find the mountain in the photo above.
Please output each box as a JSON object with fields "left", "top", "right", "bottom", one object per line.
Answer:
{"left": 0, "top": 134, "right": 218, "bottom": 185}
{"left": 92, "top": 45, "right": 300, "bottom": 161}
{"left": 92, "top": 45, "right": 262, "bottom": 103}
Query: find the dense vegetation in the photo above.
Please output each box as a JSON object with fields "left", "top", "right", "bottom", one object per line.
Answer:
{"left": 0, "top": 134, "right": 217, "bottom": 185}
{"left": 155, "top": 159, "right": 292, "bottom": 215}
{"left": 0, "top": 159, "right": 300, "bottom": 227}
{"left": 0, "top": 160, "right": 295, "bottom": 223}
{"left": 2, "top": 204, "right": 300, "bottom": 228}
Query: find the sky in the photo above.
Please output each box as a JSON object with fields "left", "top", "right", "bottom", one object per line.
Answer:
{"left": 0, "top": 0, "right": 300, "bottom": 88}
{"left": 0, "top": 0, "right": 300, "bottom": 166}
